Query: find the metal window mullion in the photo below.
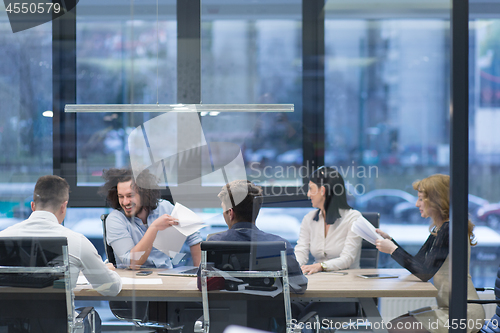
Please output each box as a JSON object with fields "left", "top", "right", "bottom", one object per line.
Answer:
{"left": 449, "top": 0, "right": 469, "bottom": 331}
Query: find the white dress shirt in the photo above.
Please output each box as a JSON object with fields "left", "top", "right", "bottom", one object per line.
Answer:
{"left": 294, "top": 208, "right": 363, "bottom": 271}
{"left": 0, "top": 211, "right": 122, "bottom": 296}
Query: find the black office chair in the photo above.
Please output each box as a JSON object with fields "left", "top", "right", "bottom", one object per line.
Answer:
{"left": 0, "top": 237, "right": 97, "bottom": 333}
{"left": 100, "top": 214, "right": 184, "bottom": 332}
{"left": 195, "top": 241, "right": 307, "bottom": 333}
{"left": 101, "top": 214, "right": 117, "bottom": 267}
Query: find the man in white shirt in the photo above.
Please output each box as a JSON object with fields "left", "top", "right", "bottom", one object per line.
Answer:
{"left": 0, "top": 175, "right": 122, "bottom": 332}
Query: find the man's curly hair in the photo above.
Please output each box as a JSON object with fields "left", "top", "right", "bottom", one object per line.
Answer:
{"left": 99, "top": 168, "right": 161, "bottom": 211}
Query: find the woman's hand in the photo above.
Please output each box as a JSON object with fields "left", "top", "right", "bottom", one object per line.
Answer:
{"left": 375, "top": 229, "right": 391, "bottom": 240}
{"left": 301, "top": 263, "right": 323, "bottom": 275}
{"left": 376, "top": 239, "right": 398, "bottom": 255}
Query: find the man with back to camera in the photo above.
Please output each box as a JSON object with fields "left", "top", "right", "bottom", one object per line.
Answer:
{"left": 100, "top": 168, "right": 202, "bottom": 269}
{"left": 0, "top": 175, "right": 122, "bottom": 333}
{"left": 201, "top": 180, "right": 308, "bottom": 331}
{"left": 209, "top": 179, "right": 307, "bottom": 293}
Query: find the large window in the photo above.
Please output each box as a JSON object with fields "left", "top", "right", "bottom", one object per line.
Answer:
{"left": 0, "top": 0, "right": 496, "bottom": 309}
{"left": 469, "top": 17, "right": 500, "bottom": 287}
{"left": 76, "top": 2, "right": 177, "bottom": 186}
{"left": 0, "top": 13, "right": 52, "bottom": 222}
{"left": 200, "top": 13, "right": 303, "bottom": 186}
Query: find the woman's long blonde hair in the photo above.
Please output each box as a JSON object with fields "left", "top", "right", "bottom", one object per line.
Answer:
{"left": 412, "top": 174, "right": 476, "bottom": 246}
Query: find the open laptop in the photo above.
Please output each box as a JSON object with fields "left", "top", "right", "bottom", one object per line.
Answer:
{"left": 157, "top": 265, "right": 199, "bottom": 277}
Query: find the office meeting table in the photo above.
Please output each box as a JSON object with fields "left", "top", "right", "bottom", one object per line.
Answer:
{"left": 71, "top": 268, "right": 438, "bottom": 333}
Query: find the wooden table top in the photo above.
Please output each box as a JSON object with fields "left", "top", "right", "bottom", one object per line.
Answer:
{"left": 71, "top": 268, "right": 437, "bottom": 300}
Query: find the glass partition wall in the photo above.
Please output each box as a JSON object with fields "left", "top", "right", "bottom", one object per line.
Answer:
{"left": 0, "top": 0, "right": 497, "bottom": 330}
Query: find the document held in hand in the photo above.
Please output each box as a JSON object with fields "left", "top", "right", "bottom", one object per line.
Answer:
{"left": 351, "top": 216, "right": 383, "bottom": 245}
{"left": 152, "top": 202, "right": 207, "bottom": 257}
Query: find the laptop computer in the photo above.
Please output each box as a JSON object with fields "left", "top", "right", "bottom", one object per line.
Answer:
{"left": 157, "top": 265, "right": 199, "bottom": 277}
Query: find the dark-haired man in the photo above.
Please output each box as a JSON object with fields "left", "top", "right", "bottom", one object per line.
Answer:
{"left": 100, "top": 168, "right": 201, "bottom": 269}
{"left": 209, "top": 179, "right": 307, "bottom": 294}
{"left": 201, "top": 180, "right": 307, "bottom": 331}
{"left": 0, "top": 175, "right": 122, "bottom": 332}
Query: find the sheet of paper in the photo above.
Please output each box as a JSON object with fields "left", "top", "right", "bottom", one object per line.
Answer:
{"left": 171, "top": 202, "right": 203, "bottom": 227}
{"left": 77, "top": 275, "right": 89, "bottom": 285}
{"left": 170, "top": 202, "right": 208, "bottom": 237}
{"left": 153, "top": 226, "right": 187, "bottom": 255}
{"left": 121, "top": 277, "right": 163, "bottom": 285}
{"left": 153, "top": 202, "right": 207, "bottom": 255}
{"left": 351, "top": 216, "right": 383, "bottom": 245}
{"left": 172, "top": 223, "right": 207, "bottom": 237}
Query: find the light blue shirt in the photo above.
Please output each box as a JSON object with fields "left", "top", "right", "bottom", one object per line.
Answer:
{"left": 106, "top": 200, "right": 202, "bottom": 268}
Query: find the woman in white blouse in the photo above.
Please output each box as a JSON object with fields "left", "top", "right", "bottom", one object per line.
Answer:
{"left": 294, "top": 166, "right": 363, "bottom": 274}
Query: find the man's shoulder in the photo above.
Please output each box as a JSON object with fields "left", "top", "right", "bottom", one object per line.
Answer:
{"left": 107, "top": 209, "right": 127, "bottom": 222}
{"left": 257, "top": 231, "right": 292, "bottom": 246}
{"left": 150, "top": 200, "right": 174, "bottom": 216}
{"left": 206, "top": 230, "right": 229, "bottom": 241}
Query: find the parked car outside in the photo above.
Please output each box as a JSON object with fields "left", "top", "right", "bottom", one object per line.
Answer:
{"left": 354, "top": 189, "right": 417, "bottom": 223}
{"left": 477, "top": 202, "right": 500, "bottom": 229}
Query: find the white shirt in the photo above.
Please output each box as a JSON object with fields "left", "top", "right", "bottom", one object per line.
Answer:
{"left": 0, "top": 211, "right": 122, "bottom": 296}
{"left": 294, "top": 208, "right": 363, "bottom": 271}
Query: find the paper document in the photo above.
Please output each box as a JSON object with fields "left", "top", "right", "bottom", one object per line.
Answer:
{"left": 77, "top": 275, "right": 89, "bottom": 285}
{"left": 351, "top": 216, "right": 383, "bottom": 245}
{"left": 153, "top": 202, "right": 207, "bottom": 256}
{"left": 171, "top": 202, "right": 203, "bottom": 227}
{"left": 171, "top": 202, "right": 207, "bottom": 237}
{"left": 153, "top": 227, "right": 187, "bottom": 256}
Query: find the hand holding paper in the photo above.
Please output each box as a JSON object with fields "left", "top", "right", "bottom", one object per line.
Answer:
{"left": 171, "top": 202, "right": 203, "bottom": 227}
{"left": 152, "top": 202, "right": 207, "bottom": 257}
{"left": 351, "top": 216, "right": 383, "bottom": 245}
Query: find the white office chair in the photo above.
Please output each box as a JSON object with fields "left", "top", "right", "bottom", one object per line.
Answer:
{"left": 0, "top": 237, "right": 96, "bottom": 333}
{"left": 195, "top": 241, "right": 300, "bottom": 333}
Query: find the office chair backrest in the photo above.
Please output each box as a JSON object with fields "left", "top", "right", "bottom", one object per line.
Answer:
{"left": 198, "top": 241, "right": 291, "bottom": 333}
{"left": 201, "top": 241, "right": 286, "bottom": 272}
{"left": 101, "top": 214, "right": 117, "bottom": 266}
{"left": 360, "top": 212, "right": 380, "bottom": 269}
{"left": 0, "top": 237, "right": 75, "bottom": 332}
{"left": 0, "top": 236, "right": 67, "bottom": 270}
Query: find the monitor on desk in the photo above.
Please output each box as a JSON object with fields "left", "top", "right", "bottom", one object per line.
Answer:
{"left": 0, "top": 237, "right": 67, "bottom": 288}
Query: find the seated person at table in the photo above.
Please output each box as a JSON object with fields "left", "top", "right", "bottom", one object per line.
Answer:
{"left": 207, "top": 179, "right": 308, "bottom": 294}
{"left": 0, "top": 175, "right": 122, "bottom": 333}
{"left": 293, "top": 166, "right": 363, "bottom": 318}
{"left": 100, "top": 168, "right": 202, "bottom": 269}
{"left": 294, "top": 166, "right": 363, "bottom": 274}
{"left": 204, "top": 180, "right": 307, "bottom": 332}
{"left": 376, "top": 174, "right": 484, "bottom": 333}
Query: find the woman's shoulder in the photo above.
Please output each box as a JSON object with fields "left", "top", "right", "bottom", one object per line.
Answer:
{"left": 437, "top": 221, "right": 450, "bottom": 235}
{"left": 340, "top": 208, "right": 362, "bottom": 220}
{"left": 302, "top": 209, "right": 320, "bottom": 222}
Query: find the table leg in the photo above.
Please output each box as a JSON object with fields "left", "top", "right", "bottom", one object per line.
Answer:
{"left": 358, "top": 298, "right": 388, "bottom": 333}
